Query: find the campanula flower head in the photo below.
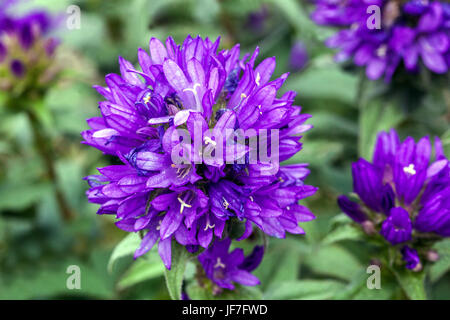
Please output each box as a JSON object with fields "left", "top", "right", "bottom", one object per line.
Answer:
{"left": 312, "top": 0, "right": 450, "bottom": 81}
{"left": 0, "top": 1, "right": 59, "bottom": 96}
{"left": 338, "top": 129, "right": 450, "bottom": 270}
{"left": 83, "top": 35, "right": 317, "bottom": 275}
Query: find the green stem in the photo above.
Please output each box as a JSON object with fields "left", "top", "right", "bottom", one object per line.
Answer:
{"left": 356, "top": 71, "right": 368, "bottom": 157}
{"left": 443, "top": 87, "right": 450, "bottom": 123}
{"left": 27, "top": 110, "right": 74, "bottom": 222}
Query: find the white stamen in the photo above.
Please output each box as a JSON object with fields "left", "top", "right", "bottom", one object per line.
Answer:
{"left": 403, "top": 164, "right": 416, "bottom": 176}
{"left": 143, "top": 93, "right": 151, "bottom": 104}
{"left": 376, "top": 45, "right": 387, "bottom": 57}
{"left": 214, "top": 257, "right": 226, "bottom": 269}
{"left": 222, "top": 197, "right": 230, "bottom": 210}
{"left": 204, "top": 219, "right": 215, "bottom": 231}
{"left": 178, "top": 197, "right": 192, "bottom": 214}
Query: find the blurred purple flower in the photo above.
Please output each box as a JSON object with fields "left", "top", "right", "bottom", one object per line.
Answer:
{"left": 289, "top": 41, "right": 308, "bottom": 72}
{"left": 312, "top": 0, "right": 450, "bottom": 81}
{"left": 0, "top": 2, "right": 59, "bottom": 82}
{"left": 10, "top": 58, "right": 24, "bottom": 77}
{"left": 246, "top": 5, "right": 269, "bottom": 34}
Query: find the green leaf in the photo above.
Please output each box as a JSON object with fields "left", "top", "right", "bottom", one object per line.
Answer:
{"left": 164, "top": 242, "right": 190, "bottom": 300}
{"left": 264, "top": 247, "right": 301, "bottom": 290}
{"left": 429, "top": 239, "right": 450, "bottom": 283}
{"left": 0, "top": 256, "right": 113, "bottom": 299}
{"left": 359, "top": 99, "right": 404, "bottom": 159}
{"left": 268, "top": 0, "right": 332, "bottom": 41}
{"left": 305, "top": 245, "right": 363, "bottom": 281}
{"left": 0, "top": 183, "right": 52, "bottom": 211}
{"left": 335, "top": 269, "right": 397, "bottom": 300}
{"left": 264, "top": 280, "right": 345, "bottom": 300}
{"left": 117, "top": 256, "right": 165, "bottom": 290}
{"left": 108, "top": 233, "right": 141, "bottom": 273}
{"left": 440, "top": 129, "right": 450, "bottom": 158}
{"left": 391, "top": 268, "right": 427, "bottom": 300}
{"left": 285, "top": 140, "right": 344, "bottom": 166}
{"left": 322, "top": 223, "right": 365, "bottom": 245}
{"left": 285, "top": 63, "right": 358, "bottom": 104}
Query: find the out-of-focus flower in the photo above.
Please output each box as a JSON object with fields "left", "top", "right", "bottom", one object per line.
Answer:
{"left": 311, "top": 0, "right": 450, "bottom": 81}
{"left": 198, "top": 238, "right": 263, "bottom": 290}
{"left": 83, "top": 35, "right": 317, "bottom": 278}
{"left": 289, "top": 41, "right": 309, "bottom": 72}
{"left": 338, "top": 129, "right": 449, "bottom": 270}
{"left": 0, "top": 2, "right": 59, "bottom": 94}
{"left": 246, "top": 5, "right": 269, "bottom": 34}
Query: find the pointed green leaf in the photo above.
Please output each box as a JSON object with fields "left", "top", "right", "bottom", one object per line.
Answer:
{"left": 117, "top": 257, "right": 165, "bottom": 289}
{"left": 164, "top": 242, "right": 190, "bottom": 300}
{"left": 108, "top": 233, "right": 141, "bottom": 273}
{"left": 391, "top": 268, "right": 427, "bottom": 300}
{"left": 265, "top": 280, "right": 345, "bottom": 300}
{"left": 322, "top": 223, "right": 365, "bottom": 245}
{"left": 430, "top": 239, "right": 450, "bottom": 283}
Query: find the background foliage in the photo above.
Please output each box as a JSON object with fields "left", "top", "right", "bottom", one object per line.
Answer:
{"left": 0, "top": 0, "right": 449, "bottom": 300}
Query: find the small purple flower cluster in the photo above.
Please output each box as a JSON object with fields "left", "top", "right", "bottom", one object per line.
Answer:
{"left": 312, "top": 0, "right": 450, "bottom": 81}
{"left": 338, "top": 129, "right": 449, "bottom": 270}
{"left": 0, "top": 0, "right": 58, "bottom": 90}
{"left": 83, "top": 35, "right": 316, "bottom": 290}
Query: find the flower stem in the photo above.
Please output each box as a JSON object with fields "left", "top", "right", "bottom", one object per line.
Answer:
{"left": 27, "top": 110, "right": 74, "bottom": 222}
{"left": 356, "top": 71, "right": 368, "bottom": 157}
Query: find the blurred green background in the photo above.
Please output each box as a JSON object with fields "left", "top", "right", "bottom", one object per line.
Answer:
{"left": 0, "top": 0, "right": 449, "bottom": 300}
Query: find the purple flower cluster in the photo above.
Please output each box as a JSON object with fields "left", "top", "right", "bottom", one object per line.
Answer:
{"left": 83, "top": 35, "right": 316, "bottom": 289}
{"left": 338, "top": 129, "right": 450, "bottom": 270}
{"left": 198, "top": 239, "right": 263, "bottom": 291}
{"left": 0, "top": 1, "right": 58, "bottom": 88}
{"left": 312, "top": 0, "right": 450, "bottom": 81}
